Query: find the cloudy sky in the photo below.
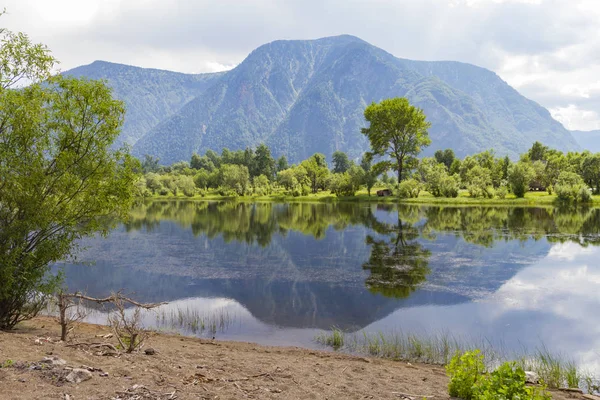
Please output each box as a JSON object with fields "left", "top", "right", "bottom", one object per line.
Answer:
{"left": 3, "top": 0, "right": 599, "bottom": 130}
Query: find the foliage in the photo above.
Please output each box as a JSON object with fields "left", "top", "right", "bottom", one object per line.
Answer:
{"left": 466, "top": 166, "right": 493, "bottom": 198}
{"left": 580, "top": 153, "right": 600, "bottom": 194}
{"left": 253, "top": 174, "right": 271, "bottom": 196}
{"left": 0, "top": 25, "right": 137, "bottom": 329}
{"left": 332, "top": 151, "right": 351, "bottom": 173}
{"left": 446, "top": 350, "right": 486, "bottom": 399}
{"left": 301, "top": 153, "right": 330, "bottom": 194}
{"left": 555, "top": 172, "right": 591, "bottom": 203}
{"left": 447, "top": 351, "right": 551, "bottom": 400}
{"left": 219, "top": 164, "right": 250, "bottom": 196}
{"left": 435, "top": 149, "right": 455, "bottom": 170}
{"left": 398, "top": 179, "right": 422, "bottom": 199}
{"left": 360, "top": 153, "right": 378, "bottom": 196}
{"left": 362, "top": 97, "right": 431, "bottom": 183}
{"left": 508, "top": 162, "right": 535, "bottom": 198}
{"left": 474, "top": 362, "right": 551, "bottom": 400}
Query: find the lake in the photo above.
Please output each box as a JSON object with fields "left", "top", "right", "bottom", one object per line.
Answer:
{"left": 57, "top": 200, "right": 600, "bottom": 373}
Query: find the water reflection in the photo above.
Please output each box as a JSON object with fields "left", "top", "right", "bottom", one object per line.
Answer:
{"left": 57, "top": 201, "right": 600, "bottom": 371}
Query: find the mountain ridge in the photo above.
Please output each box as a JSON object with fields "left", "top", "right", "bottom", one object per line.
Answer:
{"left": 64, "top": 35, "right": 579, "bottom": 164}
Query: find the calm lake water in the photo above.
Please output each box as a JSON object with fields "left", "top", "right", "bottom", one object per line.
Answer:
{"left": 57, "top": 201, "right": 600, "bottom": 373}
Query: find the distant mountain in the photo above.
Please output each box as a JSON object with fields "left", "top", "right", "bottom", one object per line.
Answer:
{"left": 64, "top": 36, "right": 579, "bottom": 164}
{"left": 571, "top": 130, "right": 600, "bottom": 153}
{"left": 64, "top": 61, "right": 222, "bottom": 147}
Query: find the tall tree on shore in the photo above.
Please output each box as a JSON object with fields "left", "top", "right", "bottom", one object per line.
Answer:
{"left": 0, "top": 22, "right": 138, "bottom": 329}
{"left": 362, "top": 98, "right": 431, "bottom": 183}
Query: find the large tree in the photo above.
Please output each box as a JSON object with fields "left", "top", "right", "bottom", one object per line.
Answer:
{"left": 332, "top": 151, "right": 351, "bottom": 174}
{"left": 362, "top": 97, "right": 431, "bottom": 183}
{"left": 0, "top": 23, "right": 138, "bottom": 329}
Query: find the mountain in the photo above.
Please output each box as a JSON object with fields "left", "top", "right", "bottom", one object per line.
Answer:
{"left": 64, "top": 36, "right": 579, "bottom": 164}
{"left": 64, "top": 61, "right": 223, "bottom": 147}
{"left": 571, "top": 130, "right": 600, "bottom": 153}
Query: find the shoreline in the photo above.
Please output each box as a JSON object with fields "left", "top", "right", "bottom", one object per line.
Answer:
{"left": 139, "top": 191, "right": 600, "bottom": 207}
{"left": 0, "top": 317, "right": 590, "bottom": 400}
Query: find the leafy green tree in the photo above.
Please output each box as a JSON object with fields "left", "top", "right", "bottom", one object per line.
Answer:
{"left": 508, "top": 162, "right": 535, "bottom": 198}
{"left": 434, "top": 149, "right": 455, "bottom": 170}
{"left": 190, "top": 153, "right": 215, "bottom": 171}
{"left": 555, "top": 171, "right": 591, "bottom": 203}
{"left": 146, "top": 173, "right": 163, "bottom": 194}
{"left": 193, "top": 169, "right": 211, "bottom": 189}
{"left": 205, "top": 149, "right": 221, "bottom": 168}
{"left": 176, "top": 175, "right": 196, "bottom": 197}
{"left": 332, "top": 151, "right": 351, "bottom": 173}
{"left": 528, "top": 141, "right": 549, "bottom": 162}
{"left": 253, "top": 174, "right": 271, "bottom": 196}
{"left": 276, "top": 155, "right": 289, "bottom": 172}
{"left": 580, "top": 153, "right": 600, "bottom": 194}
{"left": 253, "top": 143, "right": 275, "bottom": 179}
{"left": 220, "top": 164, "right": 250, "bottom": 196}
{"left": 360, "top": 153, "right": 378, "bottom": 196}
{"left": 0, "top": 25, "right": 138, "bottom": 328}
{"left": 466, "top": 166, "right": 493, "bottom": 198}
{"left": 330, "top": 173, "right": 355, "bottom": 197}
{"left": 301, "top": 154, "right": 330, "bottom": 193}
{"left": 141, "top": 154, "right": 160, "bottom": 173}
{"left": 362, "top": 97, "right": 431, "bottom": 183}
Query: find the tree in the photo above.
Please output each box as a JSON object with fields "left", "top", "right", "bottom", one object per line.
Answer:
{"left": 332, "top": 151, "right": 351, "bottom": 173}
{"left": 0, "top": 25, "right": 138, "bottom": 329}
{"left": 141, "top": 154, "right": 160, "bottom": 173}
{"left": 220, "top": 164, "right": 250, "bottom": 196}
{"left": 434, "top": 149, "right": 455, "bottom": 171}
{"left": 301, "top": 154, "right": 330, "bottom": 194}
{"left": 580, "top": 153, "right": 600, "bottom": 194}
{"left": 360, "top": 153, "right": 378, "bottom": 196}
{"left": 253, "top": 143, "right": 275, "bottom": 179}
{"left": 508, "top": 162, "right": 534, "bottom": 198}
{"left": 528, "top": 141, "right": 549, "bottom": 162}
{"left": 205, "top": 149, "right": 221, "bottom": 168}
{"left": 276, "top": 155, "right": 289, "bottom": 172}
{"left": 362, "top": 97, "right": 431, "bottom": 183}
{"left": 190, "top": 153, "right": 215, "bottom": 172}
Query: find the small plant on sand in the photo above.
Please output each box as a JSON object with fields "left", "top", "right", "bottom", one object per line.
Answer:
{"left": 447, "top": 350, "right": 551, "bottom": 400}
{"left": 446, "top": 350, "right": 486, "bottom": 399}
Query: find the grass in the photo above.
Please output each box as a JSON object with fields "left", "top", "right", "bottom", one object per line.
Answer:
{"left": 153, "top": 307, "right": 235, "bottom": 337}
{"left": 146, "top": 188, "right": 600, "bottom": 207}
{"left": 315, "top": 329, "right": 599, "bottom": 394}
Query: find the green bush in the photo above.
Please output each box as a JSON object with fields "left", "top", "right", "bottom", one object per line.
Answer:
{"left": 508, "top": 162, "right": 534, "bottom": 198}
{"left": 496, "top": 185, "right": 508, "bottom": 199}
{"left": 398, "top": 179, "right": 421, "bottom": 198}
{"left": 440, "top": 175, "right": 460, "bottom": 198}
{"left": 447, "top": 351, "right": 551, "bottom": 400}
{"left": 447, "top": 350, "right": 486, "bottom": 399}
{"left": 474, "top": 362, "right": 551, "bottom": 400}
{"left": 555, "top": 172, "right": 592, "bottom": 203}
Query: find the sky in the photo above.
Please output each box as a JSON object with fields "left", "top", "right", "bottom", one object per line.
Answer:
{"left": 2, "top": 0, "right": 599, "bottom": 131}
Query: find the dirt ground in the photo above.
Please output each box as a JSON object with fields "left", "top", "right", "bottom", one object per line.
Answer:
{"left": 0, "top": 317, "right": 589, "bottom": 400}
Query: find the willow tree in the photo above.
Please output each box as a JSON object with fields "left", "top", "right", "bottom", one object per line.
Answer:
{"left": 362, "top": 98, "right": 431, "bottom": 183}
{"left": 0, "top": 22, "right": 138, "bottom": 329}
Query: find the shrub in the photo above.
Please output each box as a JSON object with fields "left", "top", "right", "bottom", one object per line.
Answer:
{"left": 398, "top": 179, "right": 421, "bottom": 198}
{"left": 440, "top": 175, "right": 460, "bottom": 198}
{"left": 447, "top": 351, "right": 551, "bottom": 400}
{"left": 447, "top": 350, "right": 486, "bottom": 399}
{"left": 496, "top": 185, "right": 508, "bottom": 199}
{"left": 555, "top": 172, "right": 592, "bottom": 203}
{"left": 508, "top": 162, "right": 535, "bottom": 198}
{"left": 474, "top": 362, "right": 551, "bottom": 400}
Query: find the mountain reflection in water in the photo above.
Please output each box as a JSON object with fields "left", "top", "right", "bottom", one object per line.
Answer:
{"left": 57, "top": 201, "right": 600, "bottom": 373}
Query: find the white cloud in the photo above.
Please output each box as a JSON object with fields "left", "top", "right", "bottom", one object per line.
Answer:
{"left": 2, "top": 0, "right": 600, "bottom": 129}
{"left": 550, "top": 105, "right": 600, "bottom": 131}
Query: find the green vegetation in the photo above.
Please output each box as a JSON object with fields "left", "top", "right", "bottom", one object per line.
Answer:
{"left": 0, "top": 22, "right": 137, "bottom": 329}
{"left": 135, "top": 138, "right": 600, "bottom": 207}
{"left": 447, "top": 351, "right": 551, "bottom": 400}
{"left": 362, "top": 97, "right": 431, "bottom": 183}
{"left": 316, "top": 330, "right": 598, "bottom": 394}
